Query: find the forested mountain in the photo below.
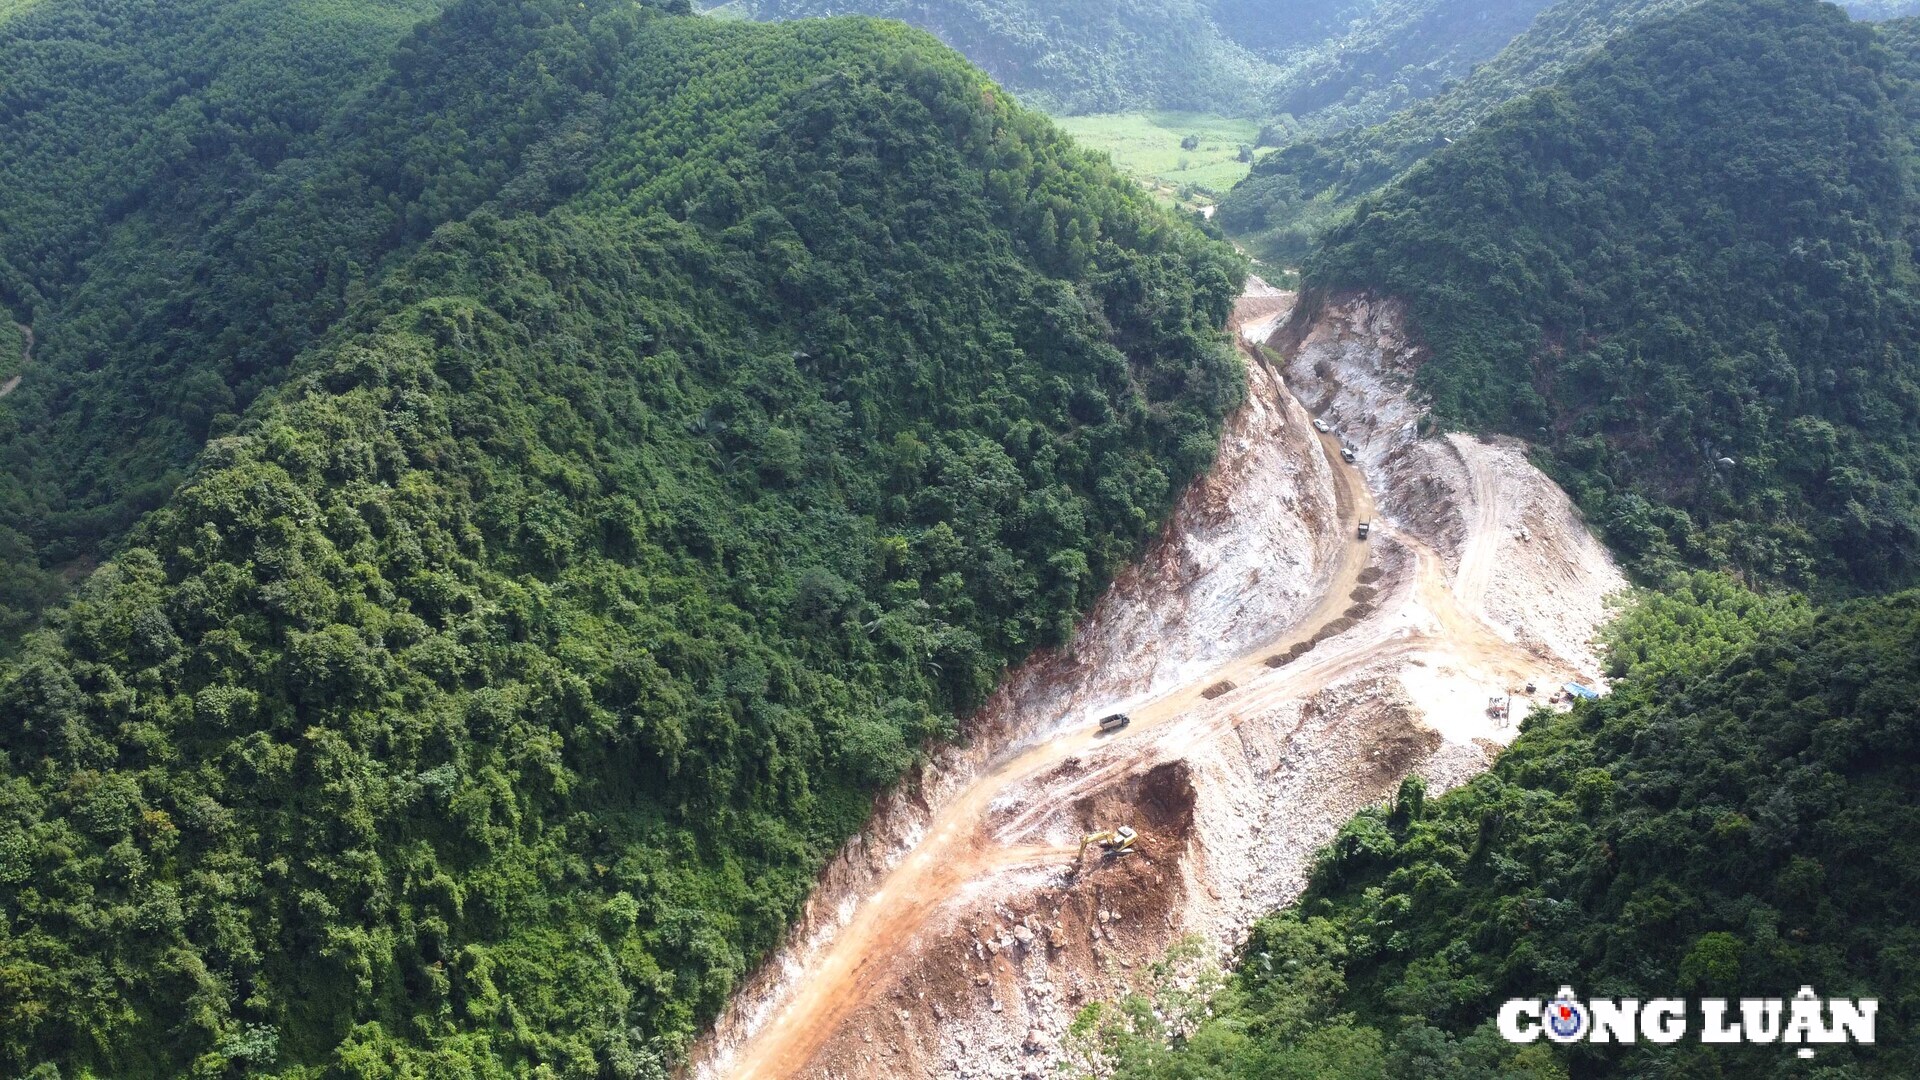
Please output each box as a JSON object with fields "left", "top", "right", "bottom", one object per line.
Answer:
{"left": 733, "top": 0, "right": 1918, "bottom": 132}
{"left": 0, "top": 0, "right": 1243, "bottom": 1075}
{"left": 1092, "top": 576, "right": 1920, "bottom": 1077}
{"left": 731, "top": 0, "right": 1565, "bottom": 120}
{"left": 1082, "top": 4, "right": 1920, "bottom": 1070}
{"left": 727, "top": 0, "right": 1281, "bottom": 114}
{"left": 1304, "top": 0, "right": 1920, "bottom": 593}
{"left": 1206, "top": 0, "right": 1374, "bottom": 58}
{"left": 1255, "top": 0, "right": 1555, "bottom": 139}
{"left": 0, "top": 0, "right": 452, "bottom": 640}
{"left": 1222, "top": 0, "right": 1920, "bottom": 262}
{"left": 1220, "top": 0, "right": 1693, "bottom": 259}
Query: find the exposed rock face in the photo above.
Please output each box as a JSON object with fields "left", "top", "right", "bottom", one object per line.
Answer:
{"left": 1281, "top": 291, "right": 1624, "bottom": 675}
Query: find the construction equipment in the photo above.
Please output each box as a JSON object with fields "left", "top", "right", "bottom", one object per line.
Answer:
{"left": 1073, "top": 826, "right": 1140, "bottom": 876}
{"left": 1357, "top": 520, "right": 1371, "bottom": 540}
{"left": 1079, "top": 826, "right": 1138, "bottom": 857}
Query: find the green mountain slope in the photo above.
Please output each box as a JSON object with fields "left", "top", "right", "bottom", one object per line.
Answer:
{"left": 0, "top": 0, "right": 444, "bottom": 301}
{"left": 0, "top": 0, "right": 503, "bottom": 641}
{"left": 1221, "top": 0, "right": 1693, "bottom": 260}
{"left": 1094, "top": 575, "right": 1920, "bottom": 1077}
{"left": 1223, "top": 0, "right": 1920, "bottom": 262}
{"left": 1304, "top": 0, "right": 1920, "bottom": 592}
{"left": 1257, "top": 0, "right": 1555, "bottom": 139}
{"left": 0, "top": 1, "right": 1244, "bottom": 1075}
{"left": 728, "top": 0, "right": 1281, "bottom": 114}
{"left": 1084, "top": 7, "right": 1920, "bottom": 1071}
{"left": 732, "top": 0, "right": 1565, "bottom": 121}
{"left": 1207, "top": 0, "right": 1375, "bottom": 59}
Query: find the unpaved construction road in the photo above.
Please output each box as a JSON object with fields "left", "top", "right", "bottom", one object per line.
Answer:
{"left": 694, "top": 286, "right": 1624, "bottom": 1080}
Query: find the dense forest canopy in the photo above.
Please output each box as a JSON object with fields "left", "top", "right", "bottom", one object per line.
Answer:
{"left": 1220, "top": 0, "right": 1920, "bottom": 263}
{"left": 1219, "top": 0, "right": 1693, "bottom": 261}
{"left": 0, "top": 0, "right": 1244, "bottom": 1075}
{"left": 1304, "top": 0, "right": 1920, "bottom": 593}
{"left": 0, "top": 0, "right": 455, "bottom": 641}
{"left": 1090, "top": 575, "right": 1920, "bottom": 1078}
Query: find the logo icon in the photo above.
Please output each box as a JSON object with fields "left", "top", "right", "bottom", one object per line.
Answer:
{"left": 1544, "top": 987, "right": 1588, "bottom": 1043}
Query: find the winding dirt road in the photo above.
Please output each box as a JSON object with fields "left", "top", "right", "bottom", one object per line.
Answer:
{"left": 705, "top": 293, "right": 1587, "bottom": 1080}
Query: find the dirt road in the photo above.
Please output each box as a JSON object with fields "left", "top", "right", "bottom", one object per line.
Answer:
{"left": 0, "top": 322, "right": 29, "bottom": 399}
{"left": 700, "top": 289, "right": 1616, "bottom": 1079}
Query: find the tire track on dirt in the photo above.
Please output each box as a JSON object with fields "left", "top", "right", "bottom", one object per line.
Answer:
{"left": 1446, "top": 432, "right": 1502, "bottom": 615}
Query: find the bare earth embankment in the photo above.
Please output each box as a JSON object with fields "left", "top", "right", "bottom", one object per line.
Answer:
{"left": 688, "top": 286, "right": 1626, "bottom": 1080}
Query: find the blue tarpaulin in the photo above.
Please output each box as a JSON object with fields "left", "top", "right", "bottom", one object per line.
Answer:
{"left": 1563, "top": 683, "right": 1600, "bottom": 700}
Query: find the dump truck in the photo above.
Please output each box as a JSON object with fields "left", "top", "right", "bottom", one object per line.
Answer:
{"left": 1097, "top": 712, "right": 1131, "bottom": 733}
{"left": 1357, "top": 520, "right": 1371, "bottom": 540}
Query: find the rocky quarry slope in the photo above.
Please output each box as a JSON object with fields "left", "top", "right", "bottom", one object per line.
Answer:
{"left": 688, "top": 288, "right": 1627, "bottom": 1080}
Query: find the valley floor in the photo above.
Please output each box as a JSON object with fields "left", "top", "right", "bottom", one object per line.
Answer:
{"left": 1050, "top": 112, "right": 1266, "bottom": 212}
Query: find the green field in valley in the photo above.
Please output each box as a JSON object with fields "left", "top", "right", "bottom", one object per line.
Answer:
{"left": 1053, "top": 111, "right": 1266, "bottom": 210}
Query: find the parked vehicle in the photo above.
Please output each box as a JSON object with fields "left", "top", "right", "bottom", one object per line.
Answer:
{"left": 1340, "top": 446, "right": 1356, "bottom": 463}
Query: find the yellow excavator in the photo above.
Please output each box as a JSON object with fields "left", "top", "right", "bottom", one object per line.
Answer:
{"left": 1078, "top": 826, "right": 1138, "bottom": 865}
